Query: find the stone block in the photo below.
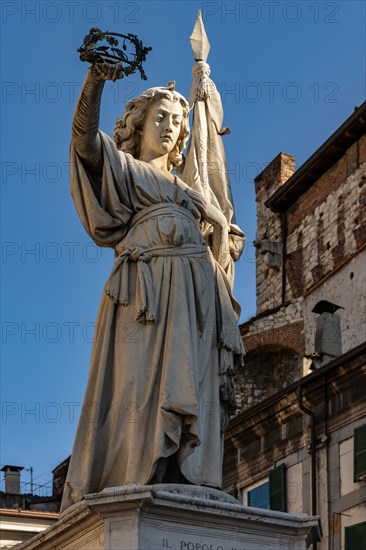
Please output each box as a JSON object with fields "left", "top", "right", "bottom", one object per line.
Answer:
{"left": 16, "top": 485, "right": 321, "bottom": 550}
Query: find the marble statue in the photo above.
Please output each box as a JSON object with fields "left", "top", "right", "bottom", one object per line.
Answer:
{"left": 61, "top": 14, "right": 244, "bottom": 513}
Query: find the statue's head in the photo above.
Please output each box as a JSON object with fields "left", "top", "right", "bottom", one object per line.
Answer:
{"left": 114, "top": 84, "right": 190, "bottom": 172}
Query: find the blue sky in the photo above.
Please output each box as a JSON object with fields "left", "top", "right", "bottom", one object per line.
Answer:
{"left": 1, "top": 0, "right": 365, "bottom": 494}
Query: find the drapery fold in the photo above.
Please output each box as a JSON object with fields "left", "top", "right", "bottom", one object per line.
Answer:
{"left": 61, "top": 131, "right": 243, "bottom": 513}
{"left": 180, "top": 11, "right": 245, "bottom": 289}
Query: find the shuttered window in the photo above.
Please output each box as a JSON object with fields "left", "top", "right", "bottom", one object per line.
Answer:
{"left": 269, "top": 463, "right": 287, "bottom": 512}
{"left": 247, "top": 481, "right": 269, "bottom": 509}
{"left": 354, "top": 424, "right": 366, "bottom": 481}
{"left": 345, "top": 521, "right": 366, "bottom": 550}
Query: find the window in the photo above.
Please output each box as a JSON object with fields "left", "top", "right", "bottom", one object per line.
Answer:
{"left": 246, "top": 464, "right": 287, "bottom": 512}
{"left": 354, "top": 424, "right": 366, "bottom": 481}
{"left": 248, "top": 481, "right": 269, "bottom": 509}
{"left": 345, "top": 521, "right": 366, "bottom": 550}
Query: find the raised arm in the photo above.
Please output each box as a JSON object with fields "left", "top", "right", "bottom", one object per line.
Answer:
{"left": 72, "top": 62, "right": 123, "bottom": 175}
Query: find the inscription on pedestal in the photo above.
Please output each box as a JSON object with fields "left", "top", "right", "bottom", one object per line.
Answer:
{"left": 141, "top": 521, "right": 279, "bottom": 550}
{"left": 162, "top": 539, "right": 247, "bottom": 550}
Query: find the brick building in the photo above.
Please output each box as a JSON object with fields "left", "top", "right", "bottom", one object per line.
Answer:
{"left": 225, "top": 102, "right": 366, "bottom": 549}
{"left": 235, "top": 101, "right": 366, "bottom": 409}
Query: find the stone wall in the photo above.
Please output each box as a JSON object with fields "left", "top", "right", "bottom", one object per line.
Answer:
{"left": 303, "top": 253, "right": 366, "bottom": 354}
{"left": 241, "top": 300, "right": 304, "bottom": 351}
{"left": 235, "top": 346, "right": 303, "bottom": 411}
{"left": 253, "top": 136, "right": 366, "bottom": 319}
{"left": 235, "top": 301, "right": 305, "bottom": 411}
{"left": 286, "top": 138, "right": 366, "bottom": 298}
{"left": 254, "top": 153, "right": 295, "bottom": 314}
{"left": 236, "top": 134, "right": 366, "bottom": 410}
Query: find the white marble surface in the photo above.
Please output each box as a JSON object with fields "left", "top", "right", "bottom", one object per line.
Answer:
{"left": 17, "top": 485, "right": 322, "bottom": 550}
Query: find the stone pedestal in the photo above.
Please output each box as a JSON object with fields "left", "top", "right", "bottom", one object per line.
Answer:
{"left": 17, "top": 485, "right": 321, "bottom": 550}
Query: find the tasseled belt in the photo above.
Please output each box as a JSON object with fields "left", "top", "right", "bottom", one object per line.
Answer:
{"left": 105, "top": 203, "right": 208, "bottom": 324}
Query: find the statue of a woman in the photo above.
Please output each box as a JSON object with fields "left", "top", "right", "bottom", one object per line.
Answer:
{"left": 61, "top": 62, "right": 244, "bottom": 512}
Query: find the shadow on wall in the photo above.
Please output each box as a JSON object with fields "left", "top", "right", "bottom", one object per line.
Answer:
{"left": 235, "top": 346, "right": 303, "bottom": 412}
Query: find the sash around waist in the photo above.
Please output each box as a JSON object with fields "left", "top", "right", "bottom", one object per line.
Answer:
{"left": 104, "top": 203, "right": 244, "bottom": 377}
{"left": 114, "top": 202, "right": 205, "bottom": 260}
{"left": 106, "top": 202, "right": 208, "bottom": 324}
{"left": 115, "top": 243, "right": 209, "bottom": 260}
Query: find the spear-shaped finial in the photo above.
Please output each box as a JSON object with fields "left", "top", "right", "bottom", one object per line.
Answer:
{"left": 190, "top": 10, "right": 210, "bottom": 62}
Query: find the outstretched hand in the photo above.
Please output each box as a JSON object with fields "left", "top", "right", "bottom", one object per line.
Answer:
{"left": 91, "top": 61, "right": 124, "bottom": 82}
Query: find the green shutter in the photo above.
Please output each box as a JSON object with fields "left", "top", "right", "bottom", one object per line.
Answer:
{"left": 269, "top": 464, "right": 286, "bottom": 512}
{"left": 354, "top": 424, "right": 366, "bottom": 482}
{"left": 345, "top": 522, "right": 366, "bottom": 550}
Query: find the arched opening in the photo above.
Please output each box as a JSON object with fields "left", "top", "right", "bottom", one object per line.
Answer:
{"left": 234, "top": 345, "right": 302, "bottom": 413}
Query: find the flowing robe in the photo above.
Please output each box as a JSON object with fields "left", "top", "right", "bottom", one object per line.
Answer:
{"left": 61, "top": 131, "right": 243, "bottom": 512}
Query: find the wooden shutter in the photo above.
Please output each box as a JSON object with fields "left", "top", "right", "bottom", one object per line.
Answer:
{"left": 354, "top": 424, "right": 366, "bottom": 481}
{"left": 345, "top": 521, "right": 366, "bottom": 550}
{"left": 269, "top": 463, "right": 286, "bottom": 512}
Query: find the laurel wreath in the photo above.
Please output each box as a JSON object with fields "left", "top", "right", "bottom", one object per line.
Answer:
{"left": 78, "top": 27, "right": 152, "bottom": 80}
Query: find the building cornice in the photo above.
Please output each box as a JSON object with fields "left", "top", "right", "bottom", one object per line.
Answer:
{"left": 228, "top": 342, "right": 366, "bottom": 431}
{"left": 264, "top": 101, "right": 366, "bottom": 213}
{"left": 0, "top": 508, "right": 59, "bottom": 520}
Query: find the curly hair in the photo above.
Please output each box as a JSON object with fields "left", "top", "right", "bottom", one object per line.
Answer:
{"left": 114, "top": 87, "right": 190, "bottom": 172}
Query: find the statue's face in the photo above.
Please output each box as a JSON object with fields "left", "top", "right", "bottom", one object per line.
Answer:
{"left": 140, "top": 97, "right": 184, "bottom": 160}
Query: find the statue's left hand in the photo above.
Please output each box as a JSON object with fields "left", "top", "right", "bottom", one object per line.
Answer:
{"left": 212, "top": 221, "right": 231, "bottom": 271}
{"left": 186, "top": 189, "right": 230, "bottom": 270}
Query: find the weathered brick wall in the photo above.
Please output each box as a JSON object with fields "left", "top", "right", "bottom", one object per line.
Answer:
{"left": 286, "top": 137, "right": 366, "bottom": 296}
{"left": 254, "top": 153, "right": 295, "bottom": 314}
{"left": 253, "top": 137, "right": 366, "bottom": 316}
{"left": 235, "top": 303, "right": 305, "bottom": 412}
{"left": 235, "top": 347, "right": 303, "bottom": 412}
{"left": 236, "top": 135, "right": 366, "bottom": 409}
{"left": 241, "top": 301, "right": 304, "bottom": 350}
{"left": 285, "top": 137, "right": 366, "bottom": 352}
